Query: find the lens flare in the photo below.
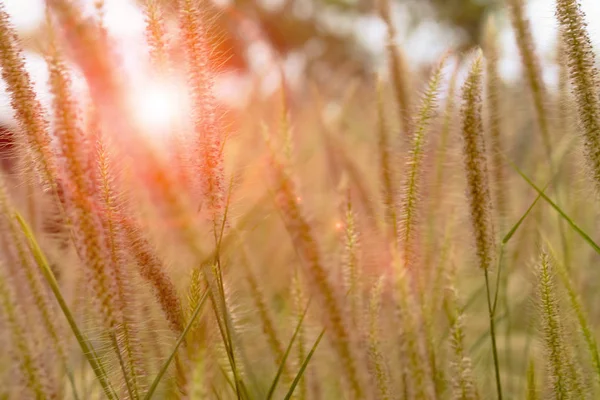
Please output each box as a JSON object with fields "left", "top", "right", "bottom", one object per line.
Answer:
{"left": 129, "top": 78, "right": 187, "bottom": 137}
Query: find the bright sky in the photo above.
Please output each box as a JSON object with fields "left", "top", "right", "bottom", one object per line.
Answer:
{"left": 0, "top": 0, "right": 599, "bottom": 127}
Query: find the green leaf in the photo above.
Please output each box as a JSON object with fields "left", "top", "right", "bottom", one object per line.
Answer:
{"left": 15, "top": 212, "right": 118, "bottom": 400}
{"left": 266, "top": 299, "right": 312, "bottom": 400}
{"left": 507, "top": 159, "right": 600, "bottom": 255}
{"left": 144, "top": 290, "right": 209, "bottom": 400}
{"left": 283, "top": 328, "right": 325, "bottom": 400}
{"left": 502, "top": 184, "right": 546, "bottom": 245}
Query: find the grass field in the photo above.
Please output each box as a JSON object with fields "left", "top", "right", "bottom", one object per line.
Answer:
{"left": 0, "top": 0, "right": 599, "bottom": 398}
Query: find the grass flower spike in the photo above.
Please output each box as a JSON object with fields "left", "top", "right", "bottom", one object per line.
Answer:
{"left": 460, "top": 52, "right": 495, "bottom": 272}
{"left": 555, "top": 0, "right": 600, "bottom": 192}
{"left": 0, "top": 0, "right": 598, "bottom": 398}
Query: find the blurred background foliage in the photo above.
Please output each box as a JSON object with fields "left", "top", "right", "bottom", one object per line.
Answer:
{"left": 142, "top": 0, "right": 500, "bottom": 81}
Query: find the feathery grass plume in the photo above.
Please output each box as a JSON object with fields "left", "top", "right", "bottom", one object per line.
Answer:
{"left": 508, "top": 0, "right": 574, "bottom": 273}
{"left": 20, "top": 151, "right": 40, "bottom": 233}
{"left": 240, "top": 246, "right": 287, "bottom": 371}
{"left": 84, "top": 103, "right": 101, "bottom": 194}
{"left": 45, "top": 8, "right": 90, "bottom": 217}
{"left": 430, "top": 59, "right": 460, "bottom": 216}
{"left": 0, "top": 172, "right": 67, "bottom": 371}
{"left": 94, "top": 137, "right": 147, "bottom": 395}
{"left": 449, "top": 317, "right": 479, "bottom": 400}
{"left": 392, "top": 251, "right": 436, "bottom": 400}
{"left": 46, "top": 0, "right": 120, "bottom": 114}
{"left": 279, "top": 74, "right": 294, "bottom": 164}
{"left": 460, "top": 52, "right": 502, "bottom": 399}
{"left": 201, "top": 263, "right": 246, "bottom": 398}
{"left": 47, "top": 0, "right": 172, "bottom": 176}
{"left": 527, "top": 360, "right": 539, "bottom": 400}
{"left": 144, "top": 0, "right": 171, "bottom": 74}
{"left": 342, "top": 194, "right": 362, "bottom": 328}
{"left": 196, "top": 181, "right": 253, "bottom": 398}
{"left": 428, "top": 219, "right": 455, "bottom": 320}
{"left": 425, "top": 61, "right": 460, "bottom": 289}
{"left": 404, "top": 59, "right": 450, "bottom": 394}
{"left": 49, "top": 0, "right": 196, "bottom": 241}
{"left": 178, "top": 0, "right": 225, "bottom": 232}
{"left": 45, "top": 2, "right": 118, "bottom": 329}
{"left": 143, "top": 0, "right": 191, "bottom": 189}
{"left": 144, "top": 284, "right": 210, "bottom": 400}
{"left": 557, "top": 39, "right": 572, "bottom": 144}
{"left": 17, "top": 212, "right": 119, "bottom": 400}
{"left": 565, "top": 353, "right": 586, "bottom": 400}
{"left": 366, "top": 277, "right": 390, "bottom": 400}
{"left": 0, "top": 267, "right": 54, "bottom": 399}
{"left": 483, "top": 17, "right": 508, "bottom": 230}
{"left": 448, "top": 289, "right": 480, "bottom": 400}
{"left": 376, "top": 77, "right": 398, "bottom": 240}
{"left": 187, "top": 265, "right": 205, "bottom": 344}
{"left": 536, "top": 249, "right": 573, "bottom": 399}
{"left": 48, "top": 0, "right": 121, "bottom": 342}
{"left": 177, "top": 265, "right": 205, "bottom": 396}
{"left": 506, "top": 0, "right": 553, "bottom": 164}
{"left": 543, "top": 241, "right": 599, "bottom": 388}
{"left": 189, "top": 356, "right": 208, "bottom": 400}
{"left": 460, "top": 52, "right": 496, "bottom": 272}
{"left": 398, "top": 55, "right": 446, "bottom": 271}
{"left": 555, "top": 0, "right": 600, "bottom": 192}
{"left": 119, "top": 215, "right": 184, "bottom": 336}
{"left": 139, "top": 301, "right": 165, "bottom": 376}
{"left": 46, "top": 14, "right": 144, "bottom": 393}
{"left": 268, "top": 147, "right": 367, "bottom": 398}
{"left": 377, "top": 0, "right": 412, "bottom": 135}
{"left": 45, "top": 19, "right": 142, "bottom": 396}
{"left": 0, "top": 4, "right": 58, "bottom": 189}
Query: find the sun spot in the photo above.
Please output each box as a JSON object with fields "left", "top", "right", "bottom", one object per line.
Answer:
{"left": 129, "top": 77, "right": 188, "bottom": 137}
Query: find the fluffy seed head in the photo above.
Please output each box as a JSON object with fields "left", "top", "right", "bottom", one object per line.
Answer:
{"left": 555, "top": 0, "right": 600, "bottom": 192}
{"left": 460, "top": 52, "right": 496, "bottom": 270}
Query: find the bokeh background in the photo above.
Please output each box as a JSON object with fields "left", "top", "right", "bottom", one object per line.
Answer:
{"left": 0, "top": 1, "right": 599, "bottom": 397}
{"left": 2, "top": 0, "right": 600, "bottom": 126}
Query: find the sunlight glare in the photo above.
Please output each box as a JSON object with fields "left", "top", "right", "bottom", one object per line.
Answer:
{"left": 130, "top": 79, "right": 188, "bottom": 138}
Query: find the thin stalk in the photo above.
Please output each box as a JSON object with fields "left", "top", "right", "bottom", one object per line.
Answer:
{"left": 144, "top": 290, "right": 209, "bottom": 400}
{"left": 266, "top": 299, "right": 311, "bottom": 400}
{"left": 111, "top": 331, "right": 136, "bottom": 400}
{"left": 507, "top": 158, "right": 600, "bottom": 255}
{"left": 203, "top": 264, "right": 243, "bottom": 400}
{"left": 15, "top": 213, "right": 118, "bottom": 400}
{"left": 283, "top": 329, "right": 326, "bottom": 400}
{"left": 484, "top": 268, "right": 503, "bottom": 400}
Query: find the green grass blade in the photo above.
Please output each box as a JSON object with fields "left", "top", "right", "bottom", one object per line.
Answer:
{"left": 203, "top": 264, "right": 245, "bottom": 399}
{"left": 283, "top": 328, "right": 325, "bottom": 400}
{"left": 266, "top": 299, "right": 312, "bottom": 400}
{"left": 110, "top": 331, "right": 136, "bottom": 400}
{"left": 15, "top": 212, "right": 118, "bottom": 400}
{"left": 66, "top": 367, "right": 80, "bottom": 400}
{"left": 444, "top": 185, "right": 545, "bottom": 332}
{"left": 144, "top": 289, "right": 209, "bottom": 400}
{"left": 210, "top": 182, "right": 253, "bottom": 399}
{"left": 502, "top": 184, "right": 546, "bottom": 245}
{"left": 507, "top": 159, "right": 600, "bottom": 255}
{"left": 218, "top": 363, "right": 237, "bottom": 395}
{"left": 492, "top": 184, "right": 547, "bottom": 314}
{"left": 469, "top": 310, "right": 510, "bottom": 353}
{"left": 212, "top": 385, "right": 224, "bottom": 400}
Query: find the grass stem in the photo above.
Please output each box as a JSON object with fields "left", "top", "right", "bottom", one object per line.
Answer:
{"left": 485, "top": 268, "right": 503, "bottom": 400}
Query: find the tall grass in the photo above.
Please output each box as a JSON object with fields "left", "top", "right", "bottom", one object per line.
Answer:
{"left": 0, "top": 0, "right": 599, "bottom": 399}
